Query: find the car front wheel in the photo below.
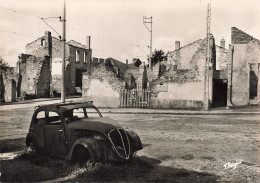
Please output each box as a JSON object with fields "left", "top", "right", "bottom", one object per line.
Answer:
{"left": 72, "top": 145, "right": 95, "bottom": 169}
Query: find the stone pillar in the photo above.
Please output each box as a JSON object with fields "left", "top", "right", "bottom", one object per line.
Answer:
{"left": 220, "top": 38, "right": 225, "bottom": 48}
{"left": 175, "top": 41, "right": 180, "bottom": 50}
{"left": 86, "top": 36, "right": 91, "bottom": 49}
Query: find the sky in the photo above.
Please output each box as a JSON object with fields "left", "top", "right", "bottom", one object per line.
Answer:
{"left": 0, "top": 0, "right": 260, "bottom": 67}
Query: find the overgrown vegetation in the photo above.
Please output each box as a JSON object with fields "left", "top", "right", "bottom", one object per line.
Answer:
{"left": 151, "top": 49, "right": 167, "bottom": 65}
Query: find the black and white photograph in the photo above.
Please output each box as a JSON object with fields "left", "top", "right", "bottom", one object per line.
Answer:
{"left": 0, "top": 0, "right": 259, "bottom": 182}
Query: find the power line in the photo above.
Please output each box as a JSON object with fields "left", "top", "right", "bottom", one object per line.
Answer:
{"left": 0, "top": 6, "right": 148, "bottom": 60}
{"left": 0, "top": 29, "right": 39, "bottom": 38}
{"left": 0, "top": 6, "right": 41, "bottom": 19}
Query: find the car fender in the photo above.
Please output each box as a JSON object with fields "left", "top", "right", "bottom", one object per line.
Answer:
{"left": 126, "top": 129, "right": 143, "bottom": 151}
{"left": 66, "top": 136, "right": 106, "bottom": 162}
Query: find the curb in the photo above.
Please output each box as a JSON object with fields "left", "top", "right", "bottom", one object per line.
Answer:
{"left": 100, "top": 111, "right": 260, "bottom": 115}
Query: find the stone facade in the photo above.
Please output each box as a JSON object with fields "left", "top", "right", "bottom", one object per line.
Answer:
{"left": 82, "top": 63, "right": 124, "bottom": 107}
{"left": 227, "top": 27, "right": 260, "bottom": 106}
{"left": 25, "top": 31, "right": 92, "bottom": 95}
{"left": 1, "top": 67, "right": 17, "bottom": 102}
{"left": 17, "top": 55, "right": 51, "bottom": 97}
{"left": 153, "top": 36, "right": 219, "bottom": 109}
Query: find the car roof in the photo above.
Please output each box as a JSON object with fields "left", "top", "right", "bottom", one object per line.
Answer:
{"left": 35, "top": 101, "right": 95, "bottom": 112}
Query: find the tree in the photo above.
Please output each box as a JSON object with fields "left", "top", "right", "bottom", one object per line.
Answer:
{"left": 0, "top": 57, "right": 9, "bottom": 72}
{"left": 0, "top": 57, "right": 9, "bottom": 100}
{"left": 151, "top": 49, "right": 166, "bottom": 65}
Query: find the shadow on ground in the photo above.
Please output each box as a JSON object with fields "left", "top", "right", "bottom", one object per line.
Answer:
{"left": 1, "top": 148, "right": 220, "bottom": 182}
{"left": 0, "top": 138, "right": 25, "bottom": 153}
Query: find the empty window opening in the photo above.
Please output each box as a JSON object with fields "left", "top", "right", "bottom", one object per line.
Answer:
{"left": 76, "top": 50, "right": 80, "bottom": 62}
{"left": 84, "top": 52, "right": 87, "bottom": 63}
{"left": 41, "top": 39, "right": 45, "bottom": 46}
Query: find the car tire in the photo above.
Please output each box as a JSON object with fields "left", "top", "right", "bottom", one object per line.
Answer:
{"left": 72, "top": 145, "right": 94, "bottom": 168}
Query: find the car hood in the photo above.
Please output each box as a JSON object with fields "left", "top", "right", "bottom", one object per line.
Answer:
{"left": 67, "top": 117, "right": 123, "bottom": 134}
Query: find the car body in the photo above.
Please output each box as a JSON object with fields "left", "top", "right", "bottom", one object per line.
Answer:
{"left": 26, "top": 101, "right": 142, "bottom": 163}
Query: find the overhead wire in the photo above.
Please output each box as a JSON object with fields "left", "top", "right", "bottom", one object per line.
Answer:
{"left": 0, "top": 5, "right": 148, "bottom": 60}
{"left": 0, "top": 29, "right": 39, "bottom": 38}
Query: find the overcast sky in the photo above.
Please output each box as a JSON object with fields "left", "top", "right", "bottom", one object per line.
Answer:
{"left": 0, "top": 0, "right": 259, "bottom": 66}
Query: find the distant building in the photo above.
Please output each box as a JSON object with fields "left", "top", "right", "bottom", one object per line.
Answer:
{"left": 227, "top": 27, "right": 260, "bottom": 106}
{"left": 0, "top": 66, "right": 17, "bottom": 102}
{"left": 82, "top": 57, "right": 141, "bottom": 107}
{"left": 153, "top": 35, "right": 223, "bottom": 109}
{"left": 16, "top": 54, "right": 51, "bottom": 98}
{"left": 18, "top": 31, "right": 92, "bottom": 96}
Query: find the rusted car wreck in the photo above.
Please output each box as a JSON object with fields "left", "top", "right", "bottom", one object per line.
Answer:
{"left": 26, "top": 101, "right": 142, "bottom": 164}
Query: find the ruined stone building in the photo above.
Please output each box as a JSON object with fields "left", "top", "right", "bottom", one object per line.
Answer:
{"left": 0, "top": 66, "right": 17, "bottom": 102}
{"left": 16, "top": 54, "right": 51, "bottom": 98}
{"left": 227, "top": 27, "right": 260, "bottom": 106}
{"left": 82, "top": 58, "right": 139, "bottom": 107}
{"left": 150, "top": 35, "right": 229, "bottom": 109}
{"left": 18, "top": 31, "right": 92, "bottom": 97}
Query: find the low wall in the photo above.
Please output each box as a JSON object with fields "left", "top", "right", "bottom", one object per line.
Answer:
{"left": 151, "top": 99, "right": 203, "bottom": 109}
{"left": 83, "top": 96, "right": 120, "bottom": 108}
{"left": 151, "top": 82, "right": 203, "bottom": 109}
{"left": 82, "top": 78, "right": 121, "bottom": 108}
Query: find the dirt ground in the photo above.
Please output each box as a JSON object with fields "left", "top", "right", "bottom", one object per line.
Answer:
{"left": 0, "top": 108, "right": 260, "bottom": 182}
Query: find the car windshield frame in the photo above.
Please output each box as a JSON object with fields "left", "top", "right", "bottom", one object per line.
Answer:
{"left": 63, "top": 106, "right": 103, "bottom": 123}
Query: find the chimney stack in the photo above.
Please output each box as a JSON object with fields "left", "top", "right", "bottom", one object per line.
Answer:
{"left": 86, "top": 36, "right": 91, "bottom": 49}
{"left": 175, "top": 41, "right": 180, "bottom": 50}
{"left": 220, "top": 38, "right": 225, "bottom": 48}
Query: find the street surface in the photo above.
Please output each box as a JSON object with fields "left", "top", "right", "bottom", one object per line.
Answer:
{"left": 0, "top": 102, "right": 259, "bottom": 182}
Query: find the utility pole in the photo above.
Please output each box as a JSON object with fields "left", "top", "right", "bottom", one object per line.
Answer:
{"left": 61, "top": 0, "right": 66, "bottom": 103}
{"left": 203, "top": 3, "right": 211, "bottom": 110}
{"left": 143, "top": 16, "right": 153, "bottom": 69}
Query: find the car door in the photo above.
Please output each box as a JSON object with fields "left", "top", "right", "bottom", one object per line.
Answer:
{"left": 44, "top": 111, "right": 67, "bottom": 157}
{"left": 32, "top": 110, "right": 46, "bottom": 150}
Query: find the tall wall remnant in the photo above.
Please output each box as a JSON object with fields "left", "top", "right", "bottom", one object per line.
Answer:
{"left": 153, "top": 36, "right": 219, "bottom": 109}
{"left": 227, "top": 27, "right": 260, "bottom": 106}
{"left": 17, "top": 55, "right": 51, "bottom": 97}
{"left": 24, "top": 31, "right": 92, "bottom": 96}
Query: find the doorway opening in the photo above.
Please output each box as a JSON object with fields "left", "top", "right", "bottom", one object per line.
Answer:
{"left": 212, "top": 79, "right": 227, "bottom": 107}
{"left": 249, "top": 64, "right": 259, "bottom": 105}
{"left": 75, "top": 69, "right": 86, "bottom": 95}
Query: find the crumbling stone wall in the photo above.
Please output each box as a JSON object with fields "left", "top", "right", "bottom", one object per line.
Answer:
{"left": 231, "top": 27, "right": 258, "bottom": 44}
{"left": 25, "top": 31, "right": 52, "bottom": 57}
{"left": 19, "top": 56, "right": 51, "bottom": 97}
{"left": 1, "top": 67, "right": 17, "bottom": 102}
{"left": 149, "top": 36, "right": 217, "bottom": 109}
{"left": 216, "top": 45, "right": 229, "bottom": 71}
{"left": 82, "top": 64, "right": 124, "bottom": 107}
{"left": 168, "top": 40, "right": 203, "bottom": 69}
{"left": 229, "top": 34, "right": 260, "bottom": 106}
